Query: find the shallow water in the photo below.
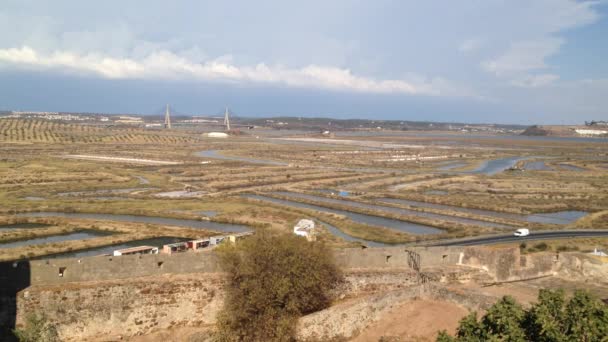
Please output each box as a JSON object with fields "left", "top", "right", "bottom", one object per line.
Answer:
{"left": 273, "top": 192, "right": 511, "bottom": 229}
{"left": 469, "top": 156, "right": 531, "bottom": 175}
{"left": 244, "top": 194, "right": 443, "bottom": 235}
{"left": 319, "top": 221, "right": 388, "bottom": 247}
{"left": 315, "top": 189, "right": 350, "bottom": 197}
{"left": 16, "top": 212, "right": 250, "bottom": 233}
{"left": 525, "top": 211, "right": 588, "bottom": 225}
{"left": 0, "top": 231, "right": 112, "bottom": 249}
{"left": 424, "top": 190, "right": 448, "bottom": 196}
{"left": 377, "top": 198, "right": 587, "bottom": 225}
{"left": 524, "top": 161, "right": 553, "bottom": 171}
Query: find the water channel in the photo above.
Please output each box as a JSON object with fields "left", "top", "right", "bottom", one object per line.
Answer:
{"left": 524, "top": 161, "right": 553, "bottom": 171}
{"left": 319, "top": 221, "right": 388, "bottom": 247}
{"left": 376, "top": 198, "right": 587, "bottom": 225}
{"left": 243, "top": 194, "right": 443, "bottom": 235}
{"left": 468, "top": 156, "right": 531, "bottom": 175}
{"left": 272, "top": 192, "right": 511, "bottom": 229}
{"left": 15, "top": 212, "right": 251, "bottom": 233}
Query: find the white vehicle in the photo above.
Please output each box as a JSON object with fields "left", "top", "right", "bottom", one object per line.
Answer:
{"left": 513, "top": 228, "right": 530, "bottom": 237}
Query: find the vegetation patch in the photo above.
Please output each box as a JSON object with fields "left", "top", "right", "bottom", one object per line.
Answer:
{"left": 215, "top": 232, "right": 342, "bottom": 341}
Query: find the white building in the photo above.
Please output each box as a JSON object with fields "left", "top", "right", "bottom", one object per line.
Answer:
{"left": 575, "top": 129, "right": 607, "bottom": 136}
{"left": 294, "top": 219, "right": 315, "bottom": 239}
{"left": 205, "top": 132, "right": 229, "bottom": 138}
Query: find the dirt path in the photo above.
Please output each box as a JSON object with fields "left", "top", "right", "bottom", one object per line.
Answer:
{"left": 350, "top": 299, "right": 469, "bottom": 342}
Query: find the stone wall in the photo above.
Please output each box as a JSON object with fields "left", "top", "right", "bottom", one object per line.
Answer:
{"left": 18, "top": 273, "right": 225, "bottom": 341}
{"left": 6, "top": 246, "right": 579, "bottom": 341}
{"left": 27, "top": 251, "right": 222, "bottom": 285}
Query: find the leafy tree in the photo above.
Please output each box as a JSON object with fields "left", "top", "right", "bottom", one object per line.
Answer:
{"left": 214, "top": 231, "right": 342, "bottom": 342}
{"left": 525, "top": 289, "right": 567, "bottom": 342}
{"left": 481, "top": 296, "right": 526, "bottom": 341}
{"left": 563, "top": 291, "right": 608, "bottom": 341}
{"left": 438, "top": 290, "right": 608, "bottom": 342}
{"left": 13, "top": 313, "right": 59, "bottom": 342}
{"left": 455, "top": 312, "right": 485, "bottom": 342}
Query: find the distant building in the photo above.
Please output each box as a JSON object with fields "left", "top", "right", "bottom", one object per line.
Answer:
{"left": 294, "top": 219, "right": 316, "bottom": 241}
{"left": 575, "top": 129, "right": 607, "bottom": 136}
{"left": 162, "top": 242, "right": 188, "bottom": 254}
{"left": 113, "top": 246, "right": 159, "bottom": 256}
{"left": 205, "top": 132, "right": 229, "bottom": 138}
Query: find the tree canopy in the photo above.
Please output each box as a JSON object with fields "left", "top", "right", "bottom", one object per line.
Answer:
{"left": 437, "top": 289, "right": 608, "bottom": 342}
{"left": 214, "top": 231, "right": 342, "bottom": 342}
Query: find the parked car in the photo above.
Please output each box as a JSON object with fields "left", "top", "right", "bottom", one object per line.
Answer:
{"left": 514, "top": 228, "right": 530, "bottom": 237}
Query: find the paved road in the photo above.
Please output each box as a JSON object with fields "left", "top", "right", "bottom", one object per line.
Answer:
{"left": 432, "top": 230, "right": 608, "bottom": 246}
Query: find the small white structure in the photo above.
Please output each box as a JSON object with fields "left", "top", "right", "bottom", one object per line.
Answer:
{"left": 575, "top": 129, "right": 607, "bottom": 136}
{"left": 205, "top": 132, "right": 229, "bottom": 138}
{"left": 591, "top": 248, "right": 608, "bottom": 257}
{"left": 113, "top": 246, "right": 159, "bottom": 256}
{"left": 294, "top": 219, "right": 315, "bottom": 239}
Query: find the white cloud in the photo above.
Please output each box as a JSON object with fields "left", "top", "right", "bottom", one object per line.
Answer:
{"left": 481, "top": 38, "right": 563, "bottom": 77}
{"left": 458, "top": 39, "right": 483, "bottom": 54}
{"left": 510, "top": 73, "right": 560, "bottom": 88}
{"left": 0, "top": 46, "right": 472, "bottom": 97}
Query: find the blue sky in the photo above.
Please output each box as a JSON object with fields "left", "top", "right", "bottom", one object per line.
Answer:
{"left": 0, "top": 0, "right": 607, "bottom": 124}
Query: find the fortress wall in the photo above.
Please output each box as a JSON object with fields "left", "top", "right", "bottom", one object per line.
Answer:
{"left": 8, "top": 246, "right": 579, "bottom": 341}
{"left": 23, "top": 246, "right": 527, "bottom": 286}
{"left": 334, "top": 246, "right": 465, "bottom": 269}
{"left": 28, "top": 251, "right": 222, "bottom": 285}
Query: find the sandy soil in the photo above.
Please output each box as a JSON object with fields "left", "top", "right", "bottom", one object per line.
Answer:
{"left": 350, "top": 299, "right": 469, "bottom": 342}
{"left": 62, "top": 154, "right": 180, "bottom": 165}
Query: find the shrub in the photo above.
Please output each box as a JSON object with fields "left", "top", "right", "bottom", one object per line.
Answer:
{"left": 13, "top": 313, "right": 59, "bottom": 342}
{"left": 532, "top": 242, "right": 549, "bottom": 251}
{"left": 438, "top": 289, "right": 608, "bottom": 341}
{"left": 214, "top": 231, "right": 342, "bottom": 341}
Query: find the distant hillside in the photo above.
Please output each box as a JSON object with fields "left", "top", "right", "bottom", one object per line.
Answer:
{"left": 237, "top": 116, "right": 526, "bottom": 133}
{"left": 521, "top": 125, "right": 550, "bottom": 136}
{"left": 0, "top": 119, "right": 203, "bottom": 144}
{"left": 521, "top": 124, "right": 608, "bottom": 138}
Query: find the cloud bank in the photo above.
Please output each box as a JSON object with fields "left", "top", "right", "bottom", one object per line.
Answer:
{"left": 0, "top": 46, "right": 471, "bottom": 97}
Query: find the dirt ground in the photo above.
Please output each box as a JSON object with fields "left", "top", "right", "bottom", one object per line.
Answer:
{"left": 350, "top": 299, "right": 470, "bottom": 342}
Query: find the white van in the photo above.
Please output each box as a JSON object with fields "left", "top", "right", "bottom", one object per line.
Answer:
{"left": 514, "top": 228, "right": 530, "bottom": 237}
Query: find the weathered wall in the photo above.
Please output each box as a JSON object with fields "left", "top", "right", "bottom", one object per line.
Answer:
{"left": 18, "top": 274, "right": 225, "bottom": 341}
{"left": 26, "top": 247, "right": 467, "bottom": 286}
{"left": 16, "top": 268, "right": 478, "bottom": 341}
{"left": 27, "top": 251, "right": 222, "bottom": 285}
{"left": 554, "top": 253, "right": 608, "bottom": 284}
{"left": 7, "top": 246, "right": 579, "bottom": 341}
{"left": 21, "top": 246, "right": 543, "bottom": 286}
{"left": 296, "top": 283, "right": 501, "bottom": 341}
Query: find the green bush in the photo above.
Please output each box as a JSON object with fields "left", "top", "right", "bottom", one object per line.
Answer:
{"left": 214, "top": 231, "right": 343, "bottom": 342}
{"left": 438, "top": 289, "right": 608, "bottom": 341}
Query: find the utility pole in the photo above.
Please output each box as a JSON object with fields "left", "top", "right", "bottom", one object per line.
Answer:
{"left": 164, "top": 104, "right": 171, "bottom": 129}
{"left": 223, "top": 106, "right": 231, "bottom": 131}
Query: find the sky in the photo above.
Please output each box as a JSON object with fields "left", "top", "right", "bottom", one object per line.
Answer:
{"left": 0, "top": 0, "right": 607, "bottom": 124}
